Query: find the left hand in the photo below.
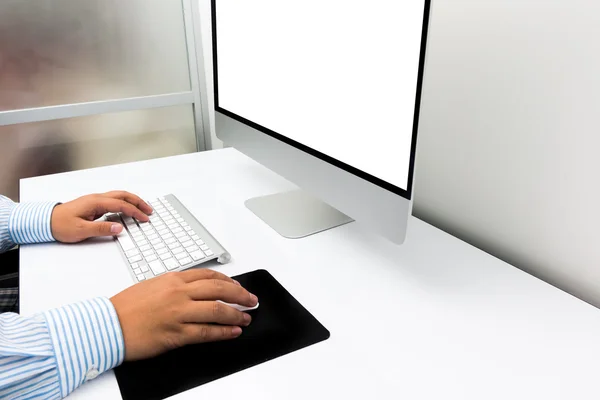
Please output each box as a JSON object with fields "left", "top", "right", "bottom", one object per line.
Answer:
{"left": 51, "top": 191, "right": 154, "bottom": 243}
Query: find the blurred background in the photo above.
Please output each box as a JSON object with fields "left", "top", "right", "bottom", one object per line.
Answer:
{"left": 0, "top": 0, "right": 200, "bottom": 200}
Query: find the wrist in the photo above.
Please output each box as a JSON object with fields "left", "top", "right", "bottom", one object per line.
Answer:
{"left": 44, "top": 297, "right": 126, "bottom": 397}
{"left": 50, "top": 202, "right": 64, "bottom": 242}
{"left": 9, "top": 201, "right": 60, "bottom": 244}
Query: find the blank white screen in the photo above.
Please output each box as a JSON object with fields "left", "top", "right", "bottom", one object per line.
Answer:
{"left": 215, "top": 0, "right": 425, "bottom": 191}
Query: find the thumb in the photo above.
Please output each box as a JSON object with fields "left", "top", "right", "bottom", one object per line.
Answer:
{"left": 83, "top": 221, "right": 123, "bottom": 238}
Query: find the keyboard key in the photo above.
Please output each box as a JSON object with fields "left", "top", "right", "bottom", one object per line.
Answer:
{"left": 139, "top": 244, "right": 152, "bottom": 252}
{"left": 154, "top": 242, "right": 166, "bottom": 250}
{"left": 148, "top": 260, "right": 166, "bottom": 275}
{"left": 156, "top": 247, "right": 169, "bottom": 255}
{"left": 150, "top": 238, "right": 162, "bottom": 246}
{"left": 176, "top": 218, "right": 185, "bottom": 223}
{"left": 200, "top": 244, "right": 209, "bottom": 251}
{"left": 204, "top": 250, "right": 214, "bottom": 257}
{"left": 192, "top": 235, "right": 201, "bottom": 241}
{"left": 130, "top": 262, "right": 140, "bottom": 270}
{"left": 172, "top": 246, "right": 184, "bottom": 255}
{"left": 141, "top": 265, "right": 150, "bottom": 273}
{"left": 133, "top": 267, "right": 142, "bottom": 275}
{"left": 188, "top": 230, "right": 196, "bottom": 236}
{"left": 136, "top": 240, "right": 149, "bottom": 247}
{"left": 181, "top": 222, "right": 189, "bottom": 227}
{"left": 142, "top": 250, "right": 154, "bottom": 258}
{"left": 146, "top": 255, "right": 158, "bottom": 262}
{"left": 180, "top": 240, "right": 194, "bottom": 248}
{"left": 158, "top": 228, "right": 169, "bottom": 236}
{"left": 178, "top": 235, "right": 191, "bottom": 243}
{"left": 167, "top": 206, "right": 175, "bottom": 211}
{"left": 137, "top": 275, "right": 146, "bottom": 282}
{"left": 146, "top": 233, "right": 158, "bottom": 241}
{"left": 153, "top": 222, "right": 166, "bottom": 230}
{"left": 179, "top": 256, "right": 193, "bottom": 266}
{"left": 195, "top": 240, "right": 205, "bottom": 246}
{"left": 125, "top": 249, "right": 139, "bottom": 258}
{"left": 116, "top": 232, "right": 135, "bottom": 252}
{"left": 171, "top": 227, "right": 183, "bottom": 234}
{"left": 172, "top": 213, "right": 181, "bottom": 218}
{"left": 185, "top": 245, "right": 199, "bottom": 253}
{"left": 175, "top": 252, "right": 188, "bottom": 260}
{"left": 190, "top": 250, "right": 205, "bottom": 261}
{"left": 184, "top": 226, "right": 192, "bottom": 232}
{"left": 128, "top": 254, "right": 142, "bottom": 263}
{"left": 165, "top": 238, "right": 177, "bottom": 245}
{"left": 164, "top": 258, "right": 179, "bottom": 271}
{"left": 131, "top": 231, "right": 144, "bottom": 238}
{"left": 160, "top": 253, "right": 173, "bottom": 261}
{"left": 175, "top": 231, "right": 187, "bottom": 239}
{"left": 164, "top": 218, "right": 175, "bottom": 225}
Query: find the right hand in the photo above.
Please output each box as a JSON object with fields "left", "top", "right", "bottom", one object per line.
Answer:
{"left": 110, "top": 269, "right": 258, "bottom": 361}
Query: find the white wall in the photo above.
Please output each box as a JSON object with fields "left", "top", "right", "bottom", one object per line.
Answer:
{"left": 414, "top": 0, "right": 600, "bottom": 306}
{"left": 197, "top": 0, "right": 600, "bottom": 305}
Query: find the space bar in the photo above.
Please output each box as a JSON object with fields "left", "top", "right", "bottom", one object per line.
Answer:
{"left": 116, "top": 232, "right": 135, "bottom": 251}
{"left": 108, "top": 214, "right": 135, "bottom": 251}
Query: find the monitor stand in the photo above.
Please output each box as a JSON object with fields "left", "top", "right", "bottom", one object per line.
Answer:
{"left": 245, "top": 190, "right": 354, "bottom": 239}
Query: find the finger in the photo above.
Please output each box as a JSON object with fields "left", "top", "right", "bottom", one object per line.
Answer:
{"left": 102, "top": 191, "right": 154, "bottom": 215}
{"left": 82, "top": 221, "right": 124, "bottom": 238}
{"left": 181, "top": 300, "right": 252, "bottom": 326}
{"left": 94, "top": 198, "right": 150, "bottom": 222}
{"left": 178, "top": 268, "right": 238, "bottom": 285}
{"left": 186, "top": 278, "right": 258, "bottom": 308}
{"left": 181, "top": 324, "right": 243, "bottom": 345}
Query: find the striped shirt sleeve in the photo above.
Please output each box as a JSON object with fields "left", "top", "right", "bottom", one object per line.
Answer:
{"left": 0, "top": 297, "right": 125, "bottom": 399}
{"left": 0, "top": 195, "right": 58, "bottom": 254}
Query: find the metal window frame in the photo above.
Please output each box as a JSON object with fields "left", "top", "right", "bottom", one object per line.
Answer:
{"left": 0, "top": 0, "right": 211, "bottom": 151}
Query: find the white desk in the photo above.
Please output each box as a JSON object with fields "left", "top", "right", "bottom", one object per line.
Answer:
{"left": 20, "top": 149, "right": 600, "bottom": 400}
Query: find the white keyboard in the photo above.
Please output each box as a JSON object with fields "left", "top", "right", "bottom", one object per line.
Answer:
{"left": 108, "top": 194, "right": 231, "bottom": 283}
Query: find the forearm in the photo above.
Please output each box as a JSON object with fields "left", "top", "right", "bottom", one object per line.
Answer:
{"left": 0, "top": 297, "right": 125, "bottom": 399}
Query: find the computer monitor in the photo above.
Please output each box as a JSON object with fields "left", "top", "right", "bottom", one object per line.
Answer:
{"left": 210, "top": 0, "right": 431, "bottom": 244}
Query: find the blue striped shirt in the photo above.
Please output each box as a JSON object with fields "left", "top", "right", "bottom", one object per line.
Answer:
{"left": 0, "top": 195, "right": 125, "bottom": 399}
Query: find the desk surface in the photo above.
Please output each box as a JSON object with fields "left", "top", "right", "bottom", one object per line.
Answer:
{"left": 20, "top": 149, "right": 600, "bottom": 400}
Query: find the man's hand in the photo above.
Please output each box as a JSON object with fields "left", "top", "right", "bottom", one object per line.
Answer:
{"left": 110, "top": 269, "right": 258, "bottom": 361}
{"left": 51, "top": 191, "right": 154, "bottom": 243}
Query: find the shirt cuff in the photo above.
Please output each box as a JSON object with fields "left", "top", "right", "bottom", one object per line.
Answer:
{"left": 44, "top": 297, "right": 126, "bottom": 398}
{"left": 8, "top": 201, "right": 58, "bottom": 244}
